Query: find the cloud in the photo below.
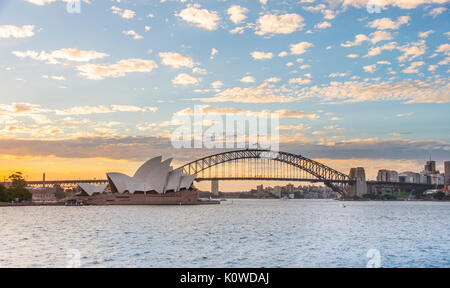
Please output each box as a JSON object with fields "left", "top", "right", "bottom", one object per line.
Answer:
{"left": 172, "top": 73, "right": 199, "bottom": 86}
{"left": 25, "top": 0, "right": 91, "bottom": 6}
{"left": 329, "top": 73, "right": 347, "bottom": 78}
{"left": 0, "top": 25, "right": 35, "bottom": 38}
{"left": 341, "top": 34, "right": 370, "bottom": 47}
{"left": 175, "top": 105, "right": 318, "bottom": 120}
{"left": 240, "top": 76, "right": 256, "bottom": 83}
{"left": 111, "top": 5, "right": 135, "bottom": 19}
{"left": 191, "top": 83, "right": 296, "bottom": 103}
{"left": 341, "top": 31, "right": 392, "bottom": 47}
{"left": 402, "top": 61, "right": 425, "bottom": 73}
{"left": 227, "top": 5, "right": 248, "bottom": 24}
{"left": 250, "top": 51, "right": 274, "bottom": 60}
{"left": 255, "top": 14, "right": 305, "bottom": 36}
{"left": 55, "top": 105, "right": 157, "bottom": 115}
{"left": 210, "top": 48, "right": 218, "bottom": 59}
{"left": 418, "top": 30, "right": 434, "bottom": 38}
{"left": 364, "top": 42, "right": 398, "bottom": 57}
{"left": 24, "top": 0, "right": 57, "bottom": 5}
{"left": 211, "top": 81, "right": 224, "bottom": 90}
{"left": 363, "top": 64, "right": 377, "bottom": 73}
{"left": 12, "top": 48, "right": 109, "bottom": 64}
{"left": 302, "top": 4, "right": 336, "bottom": 20}
{"left": 367, "top": 16, "right": 410, "bottom": 30}
{"left": 193, "top": 67, "right": 207, "bottom": 75}
{"left": 396, "top": 112, "right": 413, "bottom": 117}
{"left": 295, "top": 78, "right": 450, "bottom": 104}
{"left": 122, "top": 30, "right": 143, "bottom": 40}
{"left": 159, "top": 52, "right": 195, "bottom": 69}
{"left": 347, "top": 54, "right": 359, "bottom": 58}
{"left": 314, "top": 21, "right": 332, "bottom": 29}
{"left": 176, "top": 4, "right": 220, "bottom": 31}
{"left": 337, "top": 0, "right": 448, "bottom": 10}
{"left": 370, "top": 30, "right": 393, "bottom": 44}
{"left": 77, "top": 59, "right": 158, "bottom": 80}
{"left": 427, "top": 7, "right": 447, "bottom": 18}
{"left": 42, "top": 75, "right": 66, "bottom": 81}
{"left": 265, "top": 77, "right": 281, "bottom": 83}
{"left": 436, "top": 43, "right": 450, "bottom": 56}
{"left": 289, "top": 77, "right": 312, "bottom": 85}
{"left": 1, "top": 136, "right": 448, "bottom": 163}
{"left": 290, "top": 41, "right": 314, "bottom": 55}
{"left": 397, "top": 40, "right": 426, "bottom": 62}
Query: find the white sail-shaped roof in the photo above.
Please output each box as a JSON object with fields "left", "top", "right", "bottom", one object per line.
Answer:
{"left": 106, "top": 156, "right": 196, "bottom": 194}
{"left": 133, "top": 156, "right": 162, "bottom": 183}
{"left": 179, "top": 174, "right": 196, "bottom": 190}
{"left": 77, "top": 183, "right": 107, "bottom": 195}
{"left": 151, "top": 158, "right": 172, "bottom": 193}
{"left": 107, "top": 173, "right": 138, "bottom": 193}
{"left": 165, "top": 168, "right": 182, "bottom": 192}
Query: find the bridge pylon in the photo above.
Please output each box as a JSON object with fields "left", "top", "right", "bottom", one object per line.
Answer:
{"left": 348, "top": 167, "right": 367, "bottom": 197}
{"left": 211, "top": 179, "right": 219, "bottom": 196}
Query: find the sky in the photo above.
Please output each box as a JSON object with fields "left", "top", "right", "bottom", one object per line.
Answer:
{"left": 0, "top": 0, "right": 449, "bottom": 191}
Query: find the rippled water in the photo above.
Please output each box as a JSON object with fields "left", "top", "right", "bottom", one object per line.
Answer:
{"left": 0, "top": 200, "right": 449, "bottom": 267}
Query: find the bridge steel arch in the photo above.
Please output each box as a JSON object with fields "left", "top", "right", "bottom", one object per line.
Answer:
{"left": 178, "top": 149, "right": 351, "bottom": 194}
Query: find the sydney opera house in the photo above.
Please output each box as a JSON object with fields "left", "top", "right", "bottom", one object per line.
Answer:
{"left": 75, "top": 156, "right": 217, "bottom": 205}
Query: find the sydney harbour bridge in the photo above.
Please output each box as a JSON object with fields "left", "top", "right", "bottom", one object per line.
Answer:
{"left": 21, "top": 149, "right": 437, "bottom": 197}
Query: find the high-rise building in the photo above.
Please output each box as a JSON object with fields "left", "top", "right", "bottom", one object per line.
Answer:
{"left": 377, "top": 169, "right": 399, "bottom": 182}
{"left": 423, "top": 160, "right": 439, "bottom": 175}
{"left": 445, "top": 161, "right": 450, "bottom": 184}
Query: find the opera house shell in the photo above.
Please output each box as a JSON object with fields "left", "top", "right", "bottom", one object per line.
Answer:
{"left": 73, "top": 156, "right": 217, "bottom": 205}
{"left": 106, "top": 156, "right": 197, "bottom": 194}
{"left": 77, "top": 183, "right": 107, "bottom": 196}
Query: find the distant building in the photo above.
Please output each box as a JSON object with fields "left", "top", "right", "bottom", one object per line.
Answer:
{"left": 402, "top": 171, "right": 421, "bottom": 183}
{"left": 377, "top": 169, "right": 399, "bottom": 182}
{"left": 273, "top": 186, "right": 282, "bottom": 198}
{"left": 399, "top": 174, "right": 413, "bottom": 183}
{"left": 27, "top": 187, "right": 57, "bottom": 203}
{"left": 445, "top": 161, "right": 450, "bottom": 185}
{"left": 286, "top": 184, "right": 294, "bottom": 193}
{"left": 257, "top": 184, "right": 264, "bottom": 194}
{"left": 423, "top": 160, "right": 437, "bottom": 175}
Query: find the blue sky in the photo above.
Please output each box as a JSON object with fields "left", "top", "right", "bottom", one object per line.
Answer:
{"left": 0, "top": 0, "right": 449, "bottom": 186}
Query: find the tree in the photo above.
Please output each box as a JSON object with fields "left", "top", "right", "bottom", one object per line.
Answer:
{"left": 7, "top": 172, "right": 31, "bottom": 202}
{"left": 434, "top": 192, "right": 445, "bottom": 200}
{"left": 55, "top": 185, "right": 66, "bottom": 199}
{"left": 0, "top": 183, "right": 7, "bottom": 202}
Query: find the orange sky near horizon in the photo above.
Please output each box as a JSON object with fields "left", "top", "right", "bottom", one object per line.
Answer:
{"left": 1, "top": 154, "right": 439, "bottom": 192}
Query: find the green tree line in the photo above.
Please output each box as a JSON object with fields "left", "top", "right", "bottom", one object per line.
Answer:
{"left": 0, "top": 172, "right": 32, "bottom": 203}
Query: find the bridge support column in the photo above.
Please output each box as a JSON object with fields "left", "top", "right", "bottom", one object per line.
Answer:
{"left": 211, "top": 179, "right": 219, "bottom": 197}
{"left": 348, "top": 167, "right": 367, "bottom": 197}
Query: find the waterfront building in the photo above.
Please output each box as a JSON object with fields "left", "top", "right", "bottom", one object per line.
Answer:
{"left": 273, "top": 186, "right": 282, "bottom": 198}
{"left": 107, "top": 156, "right": 196, "bottom": 194}
{"left": 399, "top": 174, "right": 413, "bottom": 183}
{"left": 402, "top": 171, "right": 421, "bottom": 183}
{"left": 445, "top": 161, "right": 450, "bottom": 184}
{"left": 376, "top": 169, "right": 399, "bottom": 182}
{"left": 28, "top": 187, "right": 57, "bottom": 203}
{"left": 423, "top": 160, "right": 438, "bottom": 175}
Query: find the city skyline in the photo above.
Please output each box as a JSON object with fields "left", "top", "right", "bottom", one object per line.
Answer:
{"left": 0, "top": 0, "right": 449, "bottom": 192}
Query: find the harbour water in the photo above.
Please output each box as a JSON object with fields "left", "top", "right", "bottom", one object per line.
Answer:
{"left": 0, "top": 199, "right": 449, "bottom": 268}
